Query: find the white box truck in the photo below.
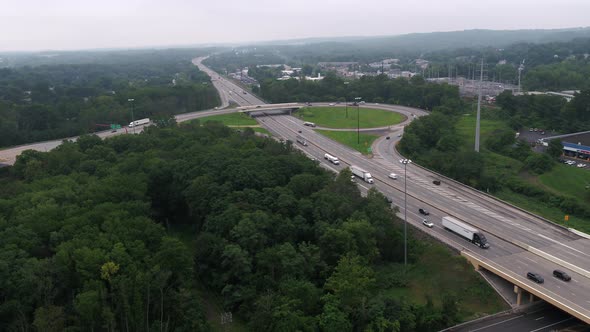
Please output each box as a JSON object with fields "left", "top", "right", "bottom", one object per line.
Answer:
{"left": 129, "top": 118, "right": 150, "bottom": 127}
{"left": 324, "top": 153, "right": 340, "bottom": 165}
{"left": 442, "top": 216, "right": 490, "bottom": 249}
{"left": 351, "top": 165, "right": 374, "bottom": 184}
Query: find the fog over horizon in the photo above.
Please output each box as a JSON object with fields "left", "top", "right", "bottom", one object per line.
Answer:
{"left": 1, "top": 0, "right": 590, "bottom": 52}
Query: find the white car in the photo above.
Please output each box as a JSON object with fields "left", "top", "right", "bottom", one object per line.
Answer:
{"left": 388, "top": 173, "right": 398, "bottom": 179}
{"left": 329, "top": 103, "right": 335, "bottom": 106}
{"left": 577, "top": 163, "right": 586, "bottom": 168}
{"left": 422, "top": 219, "right": 434, "bottom": 228}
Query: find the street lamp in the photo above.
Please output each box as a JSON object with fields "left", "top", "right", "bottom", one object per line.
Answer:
{"left": 128, "top": 98, "right": 135, "bottom": 134}
{"left": 344, "top": 81, "right": 349, "bottom": 118}
{"left": 355, "top": 97, "right": 362, "bottom": 144}
{"left": 399, "top": 158, "right": 412, "bottom": 269}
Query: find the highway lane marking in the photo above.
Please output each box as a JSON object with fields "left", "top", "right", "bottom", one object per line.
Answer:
{"left": 534, "top": 316, "right": 545, "bottom": 320}
{"left": 529, "top": 317, "right": 573, "bottom": 332}
{"left": 468, "top": 314, "right": 525, "bottom": 332}
{"left": 536, "top": 234, "right": 589, "bottom": 257}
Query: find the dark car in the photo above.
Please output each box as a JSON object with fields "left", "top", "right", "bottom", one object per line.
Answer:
{"left": 385, "top": 197, "right": 393, "bottom": 204}
{"left": 553, "top": 269, "right": 571, "bottom": 281}
{"left": 432, "top": 180, "right": 441, "bottom": 185}
{"left": 298, "top": 130, "right": 302, "bottom": 133}
{"left": 419, "top": 208, "right": 429, "bottom": 215}
{"left": 386, "top": 136, "right": 390, "bottom": 140}
{"left": 527, "top": 272, "right": 544, "bottom": 283}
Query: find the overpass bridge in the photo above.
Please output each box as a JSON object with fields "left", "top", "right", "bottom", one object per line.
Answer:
{"left": 237, "top": 103, "right": 303, "bottom": 116}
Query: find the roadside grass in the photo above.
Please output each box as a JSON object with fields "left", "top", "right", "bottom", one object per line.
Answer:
{"left": 453, "top": 112, "right": 590, "bottom": 231}
{"left": 376, "top": 241, "right": 508, "bottom": 321}
{"left": 495, "top": 189, "right": 590, "bottom": 233}
{"left": 252, "top": 127, "right": 271, "bottom": 135}
{"left": 298, "top": 106, "right": 404, "bottom": 129}
{"left": 539, "top": 164, "right": 590, "bottom": 202}
{"left": 455, "top": 113, "right": 513, "bottom": 150}
{"left": 199, "top": 112, "right": 257, "bottom": 126}
{"left": 315, "top": 130, "right": 379, "bottom": 155}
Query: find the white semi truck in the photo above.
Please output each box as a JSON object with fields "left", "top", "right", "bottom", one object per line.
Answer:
{"left": 442, "top": 216, "right": 490, "bottom": 249}
{"left": 324, "top": 153, "right": 340, "bottom": 165}
{"left": 129, "top": 118, "right": 150, "bottom": 127}
{"left": 351, "top": 165, "right": 374, "bottom": 184}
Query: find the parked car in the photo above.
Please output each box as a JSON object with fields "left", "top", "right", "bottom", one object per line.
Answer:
{"left": 388, "top": 173, "right": 398, "bottom": 179}
{"left": 553, "top": 269, "right": 571, "bottom": 281}
{"left": 577, "top": 163, "right": 586, "bottom": 168}
{"left": 526, "top": 272, "right": 544, "bottom": 283}
{"left": 419, "top": 208, "right": 430, "bottom": 215}
{"left": 422, "top": 219, "right": 434, "bottom": 228}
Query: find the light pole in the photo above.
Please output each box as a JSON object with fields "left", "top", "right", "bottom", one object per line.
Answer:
{"left": 355, "top": 97, "right": 361, "bottom": 144}
{"left": 399, "top": 158, "right": 412, "bottom": 269}
{"left": 128, "top": 98, "right": 135, "bottom": 134}
{"left": 344, "top": 81, "right": 349, "bottom": 118}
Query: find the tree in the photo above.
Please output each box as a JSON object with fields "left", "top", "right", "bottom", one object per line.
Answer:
{"left": 546, "top": 139, "right": 563, "bottom": 158}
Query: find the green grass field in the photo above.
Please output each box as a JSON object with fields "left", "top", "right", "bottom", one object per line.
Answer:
{"left": 298, "top": 106, "right": 404, "bottom": 129}
{"left": 252, "top": 127, "right": 271, "bottom": 135}
{"left": 539, "top": 164, "right": 590, "bottom": 199}
{"left": 377, "top": 241, "right": 508, "bottom": 321}
{"left": 316, "top": 130, "right": 379, "bottom": 155}
{"left": 199, "top": 112, "right": 257, "bottom": 126}
{"left": 455, "top": 113, "right": 513, "bottom": 150}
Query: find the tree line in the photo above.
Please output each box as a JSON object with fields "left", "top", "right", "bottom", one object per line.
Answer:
{"left": 0, "top": 120, "right": 484, "bottom": 331}
{"left": 0, "top": 50, "right": 220, "bottom": 148}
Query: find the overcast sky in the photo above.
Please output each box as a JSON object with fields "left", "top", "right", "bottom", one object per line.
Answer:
{"left": 1, "top": 0, "right": 589, "bottom": 51}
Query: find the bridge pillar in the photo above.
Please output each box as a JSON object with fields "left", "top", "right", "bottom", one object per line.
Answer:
{"left": 514, "top": 285, "right": 523, "bottom": 306}
{"left": 529, "top": 293, "right": 535, "bottom": 303}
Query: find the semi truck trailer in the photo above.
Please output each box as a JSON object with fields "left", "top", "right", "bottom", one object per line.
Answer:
{"left": 351, "top": 165, "right": 374, "bottom": 184}
{"left": 296, "top": 135, "right": 308, "bottom": 146}
{"left": 442, "top": 216, "right": 490, "bottom": 248}
{"left": 129, "top": 118, "right": 150, "bottom": 127}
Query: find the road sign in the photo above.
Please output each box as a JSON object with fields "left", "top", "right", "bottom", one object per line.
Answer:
{"left": 110, "top": 124, "right": 121, "bottom": 130}
{"left": 565, "top": 215, "right": 569, "bottom": 221}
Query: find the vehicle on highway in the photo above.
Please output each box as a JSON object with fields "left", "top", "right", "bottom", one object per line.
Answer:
{"left": 242, "top": 91, "right": 247, "bottom": 94}
{"left": 442, "top": 216, "right": 490, "bottom": 249}
{"left": 419, "top": 208, "right": 429, "bottom": 215}
{"left": 388, "top": 173, "right": 398, "bottom": 179}
{"left": 303, "top": 121, "right": 316, "bottom": 127}
{"left": 433, "top": 180, "right": 441, "bottom": 185}
{"left": 298, "top": 130, "right": 302, "bottom": 133}
{"left": 329, "top": 103, "right": 335, "bottom": 106}
{"left": 397, "top": 133, "right": 402, "bottom": 137}
{"left": 350, "top": 165, "right": 374, "bottom": 184}
{"left": 422, "top": 219, "right": 434, "bottom": 228}
{"left": 129, "top": 118, "right": 150, "bottom": 127}
{"left": 386, "top": 136, "right": 390, "bottom": 140}
{"left": 527, "top": 272, "right": 544, "bottom": 283}
{"left": 324, "top": 153, "right": 340, "bottom": 165}
{"left": 553, "top": 269, "right": 571, "bottom": 281}
{"left": 296, "top": 135, "right": 308, "bottom": 146}
{"left": 385, "top": 197, "right": 393, "bottom": 204}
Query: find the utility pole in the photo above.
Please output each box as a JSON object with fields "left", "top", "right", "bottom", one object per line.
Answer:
{"left": 344, "top": 81, "right": 349, "bottom": 118}
{"left": 355, "top": 97, "right": 362, "bottom": 144}
{"left": 475, "top": 58, "right": 483, "bottom": 152}
{"left": 128, "top": 98, "right": 135, "bottom": 134}
{"left": 400, "top": 158, "right": 412, "bottom": 269}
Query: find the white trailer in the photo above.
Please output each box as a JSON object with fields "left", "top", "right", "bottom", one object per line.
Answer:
{"left": 129, "top": 118, "right": 150, "bottom": 127}
{"left": 442, "top": 216, "right": 490, "bottom": 249}
{"left": 324, "top": 153, "right": 340, "bottom": 165}
{"left": 351, "top": 165, "right": 374, "bottom": 184}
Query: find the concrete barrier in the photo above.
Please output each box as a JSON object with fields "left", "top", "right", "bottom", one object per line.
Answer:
{"left": 569, "top": 228, "right": 590, "bottom": 239}
{"left": 527, "top": 246, "right": 590, "bottom": 279}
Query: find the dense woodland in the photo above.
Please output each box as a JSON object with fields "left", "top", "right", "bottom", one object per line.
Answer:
{"left": 0, "top": 50, "right": 219, "bottom": 148}
{"left": 253, "top": 72, "right": 460, "bottom": 111}
{"left": 0, "top": 122, "right": 495, "bottom": 331}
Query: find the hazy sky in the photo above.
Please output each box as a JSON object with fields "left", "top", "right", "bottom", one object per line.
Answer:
{"left": 1, "top": 0, "right": 589, "bottom": 51}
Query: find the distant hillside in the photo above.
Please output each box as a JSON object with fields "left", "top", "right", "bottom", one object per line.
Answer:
{"left": 256, "top": 28, "right": 590, "bottom": 55}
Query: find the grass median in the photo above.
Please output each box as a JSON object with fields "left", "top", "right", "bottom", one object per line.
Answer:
{"left": 198, "top": 112, "right": 257, "bottom": 126}
{"left": 316, "top": 130, "right": 379, "bottom": 155}
{"left": 299, "top": 106, "right": 404, "bottom": 129}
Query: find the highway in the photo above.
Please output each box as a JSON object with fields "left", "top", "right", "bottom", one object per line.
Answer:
{"left": 189, "top": 58, "right": 590, "bottom": 328}
{"left": 1, "top": 56, "right": 588, "bottom": 329}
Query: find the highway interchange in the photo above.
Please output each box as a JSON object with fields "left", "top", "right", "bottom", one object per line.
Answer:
{"left": 1, "top": 57, "right": 589, "bottom": 330}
